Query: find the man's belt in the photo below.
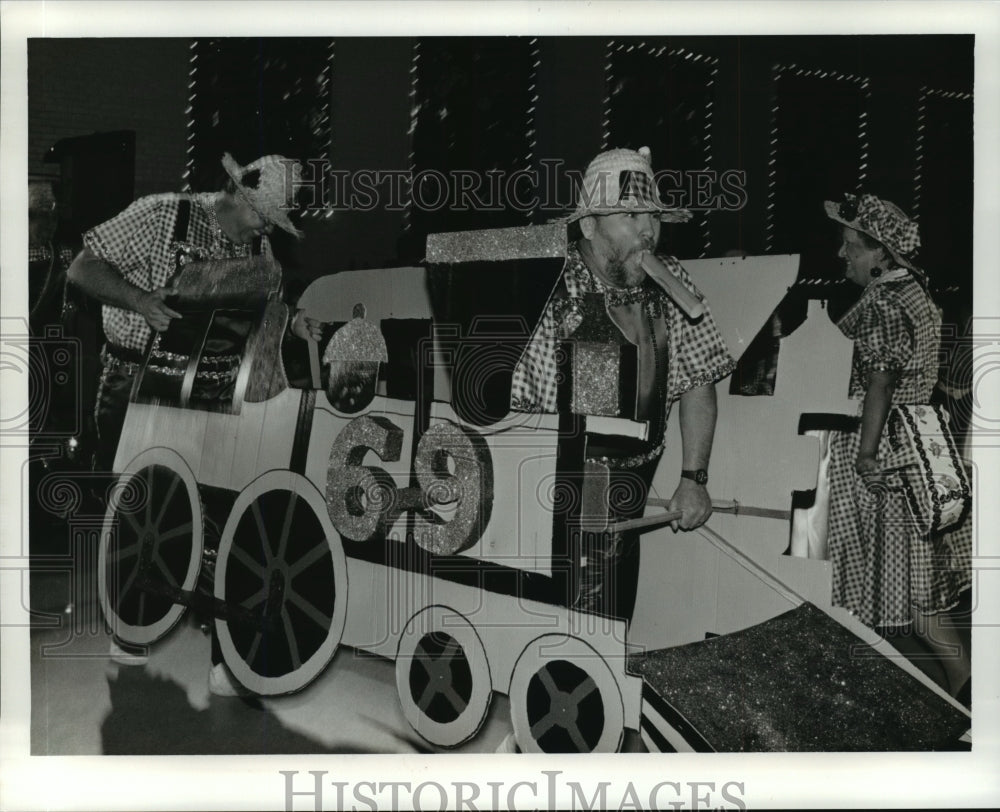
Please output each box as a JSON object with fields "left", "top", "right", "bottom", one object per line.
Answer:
{"left": 104, "top": 343, "right": 145, "bottom": 365}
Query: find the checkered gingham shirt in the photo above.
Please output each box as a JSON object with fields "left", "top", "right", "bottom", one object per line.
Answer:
{"left": 510, "top": 244, "right": 736, "bottom": 418}
{"left": 84, "top": 192, "right": 271, "bottom": 353}
{"left": 836, "top": 269, "right": 941, "bottom": 404}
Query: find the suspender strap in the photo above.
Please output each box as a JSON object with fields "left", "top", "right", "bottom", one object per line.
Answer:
{"left": 172, "top": 199, "right": 192, "bottom": 243}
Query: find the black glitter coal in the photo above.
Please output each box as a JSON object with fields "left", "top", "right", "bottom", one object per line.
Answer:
{"left": 628, "top": 602, "right": 970, "bottom": 751}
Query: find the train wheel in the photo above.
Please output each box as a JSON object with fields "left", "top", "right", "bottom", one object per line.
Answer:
{"left": 98, "top": 448, "right": 203, "bottom": 645}
{"left": 508, "top": 634, "right": 624, "bottom": 753}
{"left": 395, "top": 605, "right": 493, "bottom": 748}
{"left": 215, "top": 471, "right": 347, "bottom": 695}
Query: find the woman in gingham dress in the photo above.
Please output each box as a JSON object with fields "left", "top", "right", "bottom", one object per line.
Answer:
{"left": 824, "top": 194, "right": 971, "bottom": 701}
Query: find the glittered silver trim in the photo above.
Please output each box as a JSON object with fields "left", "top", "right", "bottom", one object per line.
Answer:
{"left": 587, "top": 441, "right": 665, "bottom": 471}
{"left": 145, "top": 364, "right": 185, "bottom": 377}
{"left": 509, "top": 395, "right": 543, "bottom": 413}
{"left": 322, "top": 316, "right": 389, "bottom": 364}
{"left": 865, "top": 360, "right": 903, "bottom": 374}
{"left": 100, "top": 352, "right": 141, "bottom": 375}
{"left": 150, "top": 348, "right": 240, "bottom": 366}
{"left": 604, "top": 285, "right": 650, "bottom": 307}
{"left": 425, "top": 224, "right": 567, "bottom": 263}
{"left": 674, "top": 359, "right": 738, "bottom": 394}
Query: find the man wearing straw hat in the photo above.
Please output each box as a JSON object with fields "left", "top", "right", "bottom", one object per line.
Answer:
{"left": 66, "top": 152, "right": 323, "bottom": 683}
{"left": 67, "top": 152, "right": 323, "bottom": 472}
{"left": 511, "top": 146, "right": 735, "bottom": 622}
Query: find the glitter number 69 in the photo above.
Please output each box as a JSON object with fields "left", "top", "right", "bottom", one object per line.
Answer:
{"left": 326, "top": 415, "right": 403, "bottom": 541}
{"left": 413, "top": 421, "right": 494, "bottom": 556}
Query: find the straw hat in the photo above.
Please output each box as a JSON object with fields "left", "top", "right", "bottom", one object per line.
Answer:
{"left": 824, "top": 193, "right": 920, "bottom": 271}
{"left": 221, "top": 152, "right": 304, "bottom": 237}
{"left": 558, "top": 146, "right": 691, "bottom": 224}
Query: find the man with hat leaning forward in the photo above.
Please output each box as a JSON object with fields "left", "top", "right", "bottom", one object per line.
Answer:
{"left": 67, "top": 152, "right": 323, "bottom": 684}
{"left": 512, "top": 147, "right": 735, "bottom": 623}
{"left": 68, "top": 152, "right": 322, "bottom": 473}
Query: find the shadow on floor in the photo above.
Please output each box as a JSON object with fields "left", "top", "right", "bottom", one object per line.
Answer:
{"left": 101, "top": 666, "right": 428, "bottom": 755}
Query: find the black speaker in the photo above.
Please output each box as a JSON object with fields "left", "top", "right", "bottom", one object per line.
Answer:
{"left": 44, "top": 130, "right": 136, "bottom": 239}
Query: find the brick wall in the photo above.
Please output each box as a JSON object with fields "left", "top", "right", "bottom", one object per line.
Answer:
{"left": 28, "top": 38, "right": 190, "bottom": 197}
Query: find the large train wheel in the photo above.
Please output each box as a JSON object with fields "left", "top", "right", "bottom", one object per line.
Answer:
{"left": 215, "top": 471, "right": 347, "bottom": 695}
{"left": 395, "top": 605, "right": 493, "bottom": 748}
{"left": 98, "top": 448, "right": 203, "bottom": 645}
{"left": 508, "top": 634, "right": 624, "bottom": 753}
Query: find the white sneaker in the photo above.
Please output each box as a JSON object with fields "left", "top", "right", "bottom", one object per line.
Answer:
{"left": 208, "top": 662, "right": 251, "bottom": 697}
{"left": 494, "top": 732, "right": 521, "bottom": 753}
{"left": 109, "top": 639, "right": 148, "bottom": 666}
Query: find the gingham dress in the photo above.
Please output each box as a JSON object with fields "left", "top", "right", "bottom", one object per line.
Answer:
{"left": 84, "top": 192, "right": 271, "bottom": 354}
{"left": 828, "top": 270, "right": 971, "bottom": 627}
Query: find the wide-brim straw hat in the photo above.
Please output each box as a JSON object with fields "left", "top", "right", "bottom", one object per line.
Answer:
{"left": 222, "top": 152, "right": 304, "bottom": 238}
{"left": 824, "top": 193, "right": 920, "bottom": 271}
{"left": 556, "top": 146, "right": 692, "bottom": 224}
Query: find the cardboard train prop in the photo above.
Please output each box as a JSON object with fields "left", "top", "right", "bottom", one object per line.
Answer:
{"left": 96, "top": 225, "right": 970, "bottom": 753}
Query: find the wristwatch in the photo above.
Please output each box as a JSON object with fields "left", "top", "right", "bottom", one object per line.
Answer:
{"left": 680, "top": 468, "right": 709, "bottom": 485}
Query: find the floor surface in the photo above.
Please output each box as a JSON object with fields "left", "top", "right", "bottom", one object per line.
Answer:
{"left": 28, "top": 567, "right": 515, "bottom": 756}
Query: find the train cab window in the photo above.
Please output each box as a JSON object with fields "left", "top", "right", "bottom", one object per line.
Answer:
{"left": 427, "top": 257, "right": 561, "bottom": 426}
{"left": 381, "top": 319, "right": 434, "bottom": 401}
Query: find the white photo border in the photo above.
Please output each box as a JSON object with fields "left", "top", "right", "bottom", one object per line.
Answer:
{"left": 2, "top": 2, "right": 998, "bottom": 809}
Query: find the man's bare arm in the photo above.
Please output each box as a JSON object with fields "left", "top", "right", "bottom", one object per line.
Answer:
{"left": 667, "top": 382, "right": 718, "bottom": 530}
{"left": 67, "top": 247, "right": 181, "bottom": 332}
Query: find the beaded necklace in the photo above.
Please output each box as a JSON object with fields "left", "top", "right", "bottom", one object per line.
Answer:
{"left": 202, "top": 192, "right": 251, "bottom": 258}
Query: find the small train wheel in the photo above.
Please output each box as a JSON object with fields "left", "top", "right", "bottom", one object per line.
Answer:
{"left": 395, "top": 605, "right": 492, "bottom": 747}
{"left": 508, "top": 634, "right": 624, "bottom": 753}
{"left": 98, "top": 449, "right": 203, "bottom": 645}
{"left": 215, "top": 471, "right": 347, "bottom": 695}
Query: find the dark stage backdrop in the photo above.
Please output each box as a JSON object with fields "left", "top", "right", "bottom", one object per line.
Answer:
{"left": 29, "top": 35, "right": 973, "bottom": 302}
